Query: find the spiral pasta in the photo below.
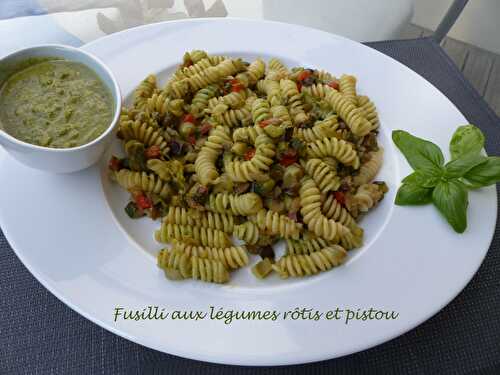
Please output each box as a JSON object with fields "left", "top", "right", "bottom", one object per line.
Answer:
{"left": 147, "top": 159, "right": 184, "bottom": 184}
{"left": 133, "top": 75, "right": 157, "bottom": 109}
{"left": 299, "top": 178, "right": 332, "bottom": 236}
{"left": 119, "top": 120, "right": 169, "bottom": 152}
{"left": 270, "top": 104, "right": 293, "bottom": 128}
{"left": 301, "top": 83, "right": 333, "bottom": 99}
{"left": 357, "top": 95, "right": 380, "bottom": 129}
{"left": 258, "top": 79, "right": 281, "bottom": 106}
{"left": 158, "top": 248, "right": 229, "bottom": 283}
{"left": 316, "top": 70, "right": 336, "bottom": 83}
{"left": 180, "top": 58, "right": 215, "bottom": 78}
{"left": 173, "top": 242, "right": 248, "bottom": 270}
{"left": 233, "top": 221, "right": 260, "bottom": 245}
{"left": 280, "top": 79, "right": 308, "bottom": 125}
{"left": 146, "top": 92, "right": 185, "bottom": 118}
{"left": 294, "top": 116, "right": 338, "bottom": 142}
{"left": 232, "top": 126, "right": 261, "bottom": 144}
{"left": 195, "top": 126, "right": 231, "bottom": 185}
{"left": 266, "top": 58, "right": 289, "bottom": 81}
{"left": 273, "top": 246, "right": 347, "bottom": 278}
{"left": 286, "top": 236, "right": 332, "bottom": 255}
{"left": 353, "top": 148, "right": 384, "bottom": 186}
{"left": 299, "top": 178, "right": 354, "bottom": 243}
{"left": 184, "top": 50, "right": 208, "bottom": 64}
{"left": 215, "top": 107, "right": 252, "bottom": 127}
{"left": 157, "top": 248, "right": 191, "bottom": 279}
{"left": 192, "top": 256, "right": 230, "bottom": 283}
{"left": 155, "top": 223, "right": 231, "bottom": 248}
{"left": 249, "top": 209, "right": 302, "bottom": 239}
{"left": 325, "top": 90, "right": 373, "bottom": 137}
{"left": 208, "top": 90, "right": 248, "bottom": 112}
{"left": 225, "top": 134, "right": 275, "bottom": 182}
{"left": 111, "top": 52, "right": 387, "bottom": 285}
{"left": 321, "top": 194, "right": 358, "bottom": 230}
{"left": 338, "top": 228, "right": 363, "bottom": 250}
{"left": 307, "top": 137, "right": 360, "bottom": 169}
{"left": 346, "top": 183, "right": 386, "bottom": 216}
{"left": 167, "top": 79, "right": 190, "bottom": 99}
{"left": 188, "top": 59, "right": 246, "bottom": 91}
{"left": 206, "top": 192, "right": 263, "bottom": 216}
{"left": 235, "top": 58, "right": 266, "bottom": 87}
{"left": 182, "top": 50, "right": 225, "bottom": 66}
{"left": 163, "top": 206, "right": 235, "bottom": 233}
{"left": 251, "top": 98, "right": 271, "bottom": 125}
{"left": 304, "top": 158, "right": 341, "bottom": 193}
{"left": 114, "top": 170, "right": 172, "bottom": 198}
{"left": 224, "top": 157, "right": 266, "bottom": 182}
{"left": 190, "top": 85, "right": 220, "bottom": 117}
{"left": 339, "top": 74, "right": 358, "bottom": 106}
{"left": 121, "top": 107, "right": 161, "bottom": 130}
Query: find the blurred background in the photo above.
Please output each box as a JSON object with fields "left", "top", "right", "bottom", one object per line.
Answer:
{"left": 0, "top": 0, "right": 499, "bottom": 115}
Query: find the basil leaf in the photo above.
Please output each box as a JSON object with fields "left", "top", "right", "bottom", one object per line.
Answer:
{"left": 401, "top": 172, "right": 419, "bottom": 184}
{"left": 449, "top": 124, "right": 485, "bottom": 160}
{"left": 402, "top": 170, "right": 441, "bottom": 188}
{"left": 392, "top": 130, "right": 444, "bottom": 174}
{"left": 463, "top": 156, "right": 500, "bottom": 187}
{"left": 414, "top": 170, "right": 442, "bottom": 188}
{"left": 395, "top": 183, "right": 433, "bottom": 205}
{"left": 432, "top": 180, "right": 468, "bottom": 233}
{"left": 444, "top": 154, "right": 487, "bottom": 179}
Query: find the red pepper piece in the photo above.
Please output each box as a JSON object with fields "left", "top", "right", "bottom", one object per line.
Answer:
{"left": 200, "top": 123, "right": 212, "bottom": 136}
{"left": 182, "top": 114, "right": 196, "bottom": 123}
{"left": 297, "top": 70, "right": 312, "bottom": 82}
{"left": 134, "top": 193, "right": 152, "bottom": 210}
{"left": 108, "top": 156, "right": 121, "bottom": 171}
{"left": 334, "top": 191, "right": 346, "bottom": 205}
{"left": 144, "top": 145, "right": 161, "bottom": 159}
{"left": 244, "top": 148, "right": 256, "bottom": 160}
{"left": 328, "top": 81, "right": 340, "bottom": 90}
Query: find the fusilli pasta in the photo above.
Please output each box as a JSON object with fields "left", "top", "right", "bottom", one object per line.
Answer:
{"left": 206, "top": 192, "right": 263, "bottom": 216}
{"left": 173, "top": 242, "right": 249, "bottom": 270}
{"left": 353, "top": 148, "right": 384, "bottom": 186}
{"left": 339, "top": 74, "right": 358, "bottom": 106}
{"left": 273, "top": 246, "right": 347, "bottom": 278}
{"left": 155, "top": 223, "right": 231, "bottom": 248}
{"left": 307, "top": 137, "right": 360, "bottom": 169}
{"left": 249, "top": 209, "right": 303, "bottom": 239}
{"left": 194, "top": 126, "right": 231, "bottom": 185}
{"left": 110, "top": 51, "right": 387, "bottom": 285}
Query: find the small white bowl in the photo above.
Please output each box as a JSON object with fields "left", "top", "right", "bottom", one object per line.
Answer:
{"left": 0, "top": 45, "right": 121, "bottom": 173}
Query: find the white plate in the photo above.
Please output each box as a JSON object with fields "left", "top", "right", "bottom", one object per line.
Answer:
{"left": 0, "top": 18, "right": 496, "bottom": 366}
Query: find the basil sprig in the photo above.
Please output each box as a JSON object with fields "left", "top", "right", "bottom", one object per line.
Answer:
{"left": 392, "top": 125, "right": 499, "bottom": 233}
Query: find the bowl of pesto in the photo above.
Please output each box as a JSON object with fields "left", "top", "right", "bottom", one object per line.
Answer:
{"left": 0, "top": 45, "right": 121, "bottom": 173}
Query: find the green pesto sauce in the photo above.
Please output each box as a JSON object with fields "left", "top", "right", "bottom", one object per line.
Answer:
{"left": 0, "top": 59, "right": 113, "bottom": 148}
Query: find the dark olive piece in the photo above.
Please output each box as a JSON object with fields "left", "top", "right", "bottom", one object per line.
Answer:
{"left": 259, "top": 245, "right": 275, "bottom": 260}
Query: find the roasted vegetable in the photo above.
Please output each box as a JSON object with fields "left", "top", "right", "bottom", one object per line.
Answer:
{"left": 124, "top": 201, "right": 146, "bottom": 219}
{"left": 124, "top": 140, "right": 146, "bottom": 171}
{"left": 282, "top": 164, "right": 304, "bottom": 189}
{"left": 252, "top": 258, "right": 273, "bottom": 279}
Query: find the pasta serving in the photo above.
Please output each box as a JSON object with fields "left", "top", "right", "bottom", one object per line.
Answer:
{"left": 109, "top": 50, "right": 387, "bottom": 284}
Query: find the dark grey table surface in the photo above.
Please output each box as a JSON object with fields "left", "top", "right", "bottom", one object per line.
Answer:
{"left": 1, "top": 37, "right": 500, "bottom": 375}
